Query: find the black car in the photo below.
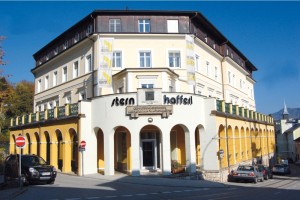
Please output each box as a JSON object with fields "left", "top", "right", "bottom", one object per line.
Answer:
{"left": 256, "top": 164, "right": 273, "bottom": 180}
{"left": 4, "top": 154, "right": 57, "bottom": 185}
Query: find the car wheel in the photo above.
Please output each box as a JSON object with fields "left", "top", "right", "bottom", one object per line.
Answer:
{"left": 254, "top": 177, "right": 258, "bottom": 184}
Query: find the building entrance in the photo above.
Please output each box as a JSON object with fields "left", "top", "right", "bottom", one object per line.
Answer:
{"left": 140, "top": 128, "right": 161, "bottom": 171}
{"left": 142, "top": 140, "right": 156, "bottom": 168}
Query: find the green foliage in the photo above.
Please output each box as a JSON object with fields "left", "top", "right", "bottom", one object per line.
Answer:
{"left": 7, "top": 80, "right": 34, "bottom": 117}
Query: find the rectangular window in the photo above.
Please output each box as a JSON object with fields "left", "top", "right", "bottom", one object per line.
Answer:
{"left": 37, "top": 79, "right": 41, "bottom": 93}
{"left": 228, "top": 71, "right": 231, "bottom": 84}
{"left": 53, "top": 71, "right": 57, "bottom": 86}
{"left": 138, "top": 19, "right": 150, "bottom": 33}
{"left": 73, "top": 61, "right": 79, "bottom": 78}
{"left": 139, "top": 51, "right": 151, "bottom": 68}
{"left": 206, "top": 61, "right": 210, "bottom": 77}
{"left": 240, "top": 79, "right": 243, "bottom": 89}
{"left": 167, "top": 20, "right": 178, "bottom": 33}
{"left": 62, "top": 66, "right": 67, "bottom": 83}
{"left": 141, "top": 84, "right": 154, "bottom": 88}
{"left": 118, "top": 87, "right": 123, "bottom": 93}
{"left": 45, "top": 75, "right": 49, "bottom": 90}
{"left": 113, "top": 51, "right": 122, "bottom": 68}
{"left": 85, "top": 54, "right": 92, "bottom": 73}
{"left": 55, "top": 100, "right": 59, "bottom": 107}
{"left": 79, "top": 92, "right": 85, "bottom": 101}
{"left": 109, "top": 19, "right": 121, "bottom": 32}
{"left": 66, "top": 96, "right": 71, "bottom": 104}
{"left": 168, "top": 51, "right": 181, "bottom": 68}
{"left": 195, "top": 54, "right": 200, "bottom": 71}
{"left": 214, "top": 66, "right": 218, "bottom": 81}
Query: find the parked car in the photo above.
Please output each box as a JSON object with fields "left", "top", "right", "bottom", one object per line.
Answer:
{"left": 272, "top": 164, "right": 291, "bottom": 175}
{"left": 4, "top": 154, "right": 57, "bottom": 185}
{"left": 256, "top": 164, "right": 273, "bottom": 180}
{"left": 295, "top": 160, "right": 300, "bottom": 166}
{"left": 228, "top": 165, "right": 264, "bottom": 183}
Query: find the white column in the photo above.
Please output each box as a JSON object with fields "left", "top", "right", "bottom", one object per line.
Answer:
{"left": 104, "top": 131, "right": 114, "bottom": 175}
{"left": 161, "top": 127, "right": 171, "bottom": 175}
{"left": 131, "top": 129, "right": 141, "bottom": 176}
{"left": 185, "top": 128, "right": 196, "bottom": 173}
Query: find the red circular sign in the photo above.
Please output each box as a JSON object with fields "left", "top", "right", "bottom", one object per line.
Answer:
{"left": 16, "top": 136, "right": 26, "bottom": 147}
{"left": 80, "top": 140, "right": 86, "bottom": 148}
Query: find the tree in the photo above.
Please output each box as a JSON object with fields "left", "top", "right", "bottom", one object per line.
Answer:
{"left": 7, "top": 80, "right": 34, "bottom": 117}
{"left": 0, "top": 36, "right": 5, "bottom": 68}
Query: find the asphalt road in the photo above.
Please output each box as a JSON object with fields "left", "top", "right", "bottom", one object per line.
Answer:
{"left": 11, "top": 164, "right": 300, "bottom": 200}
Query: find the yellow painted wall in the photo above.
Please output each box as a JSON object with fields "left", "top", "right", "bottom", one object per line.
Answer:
{"left": 9, "top": 118, "right": 79, "bottom": 174}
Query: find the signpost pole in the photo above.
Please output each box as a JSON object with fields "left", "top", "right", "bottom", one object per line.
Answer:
{"left": 82, "top": 151, "right": 84, "bottom": 176}
{"left": 19, "top": 149, "right": 22, "bottom": 188}
{"left": 16, "top": 135, "right": 26, "bottom": 188}
{"left": 219, "top": 149, "right": 224, "bottom": 183}
{"left": 79, "top": 140, "right": 86, "bottom": 176}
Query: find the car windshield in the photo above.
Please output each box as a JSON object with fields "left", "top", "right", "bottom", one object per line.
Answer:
{"left": 237, "top": 166, "right": 254, "bottom": 171}
{"left": 22, "top": 156, "right": 46, "bottom": 166}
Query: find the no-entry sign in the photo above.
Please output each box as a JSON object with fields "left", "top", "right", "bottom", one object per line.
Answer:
{"left": 16, "top": 136, "right": 26, "bottom": 148}
{"left": 80, "top": 140, "right": 86, "bottom": 148}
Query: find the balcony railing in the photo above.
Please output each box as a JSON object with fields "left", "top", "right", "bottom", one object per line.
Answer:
{"left": 58, "top": 106, "right": 66, "bottom": 117}
{"left": 11, "top": 103, "right": 79, "bottom": 127}
{"left": 215, "top": 100, "right": 273, "bottom": 124}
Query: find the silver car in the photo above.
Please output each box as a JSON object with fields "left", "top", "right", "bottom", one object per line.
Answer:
{"left": 230, "top": 165, "right": 264, "bottom": 183}
{"left": 272, "top": 164, "right": 291, "bottom": 175}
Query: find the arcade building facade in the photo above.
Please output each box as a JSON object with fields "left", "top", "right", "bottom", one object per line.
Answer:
{"left": 9, "top": 10, "right": 275, "bottom": 181}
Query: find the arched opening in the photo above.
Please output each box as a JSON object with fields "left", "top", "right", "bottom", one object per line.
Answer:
{"left": 34, "top": 132, "right": 40, "bottom": 156}
{"left": 227, "top": 126, "right": 234, "bottom": 166}
{"left": 170, "top": 125, "right": 186, "bottom": 167}
{"left": 241, "top": 127, "right": 246, "bottom": 161}
{"left": 25, "top": 133, "right": 31, "bottom": 154}
{"left": 140, "top": 125, "right": 161, "bottom": 171}
{"left": 46, "top": 132, "right": 51, "bottom": 163}
{"left": 218, "top": 125, "right": 228, "bottom": 168}
{"left": 195, "top": 125, "right": 204, "bottom": 168}
{"left": 234, "top": 127, "right": 240, "bottom": 164}
{"left": 96, "top": 128, "right": 104, "bottom": 174}
{"left": 246, "top": 128, "right": 251, "bottom": 161}
{"left": 10, "top": 135, "right": 16, "bottom": 154}
{"left": 56, "top": 130, "right": 63, "bottom": 171}
{"left": 71, "top": 131, "right": 78, "bottom": 174}
{"left": 114, "top": 127, "right": 131, "bottom": 174}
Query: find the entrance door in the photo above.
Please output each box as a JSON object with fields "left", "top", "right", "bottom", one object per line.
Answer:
{"left": 141, "top": 140, "right": 156, "bottom": 169}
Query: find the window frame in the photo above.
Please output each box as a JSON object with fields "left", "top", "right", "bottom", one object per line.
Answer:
{"left": 138, "top": 19, "right": 150, "bottom": 33}
{"left": 139, "top": 51, "right": 152, "bottom": 68}
{"left": 168, "top": 50, "right": 181, "bottom": 68}
{"left": 112, "top": 51, "right": 122, "bottom": 68}
{"left": 109, "top": 19, "right": 121, "bottom": 32}
{"left": 62, "top": 66, "right": 68, "bottom": 83}
{"left": 73, "top": 61, "right": 79, "bottom": 78}
{"left": 85, "top": 54, "right": 92, "bottom": 73}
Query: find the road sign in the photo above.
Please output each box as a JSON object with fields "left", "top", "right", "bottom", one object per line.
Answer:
{"left": 80, "top": 140, "right": 86, "bottom": 148}
{"left": 219, "top": 149, "right": 224, "bottom": 159}
{"left": 16, "top": 136, "right": 26, "bottom": 148}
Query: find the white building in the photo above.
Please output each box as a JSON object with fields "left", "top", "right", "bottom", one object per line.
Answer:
{"left": 10, "top": 10, "right": 275, "bottom": 182}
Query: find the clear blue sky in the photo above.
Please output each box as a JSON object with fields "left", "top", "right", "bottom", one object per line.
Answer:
{"left": 1, "top": 1, "right": 299, "bottom": 114}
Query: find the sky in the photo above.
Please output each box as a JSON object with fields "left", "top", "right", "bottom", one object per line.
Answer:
{"left": 0, "top": 1, "right": 299, "bottom": 115}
